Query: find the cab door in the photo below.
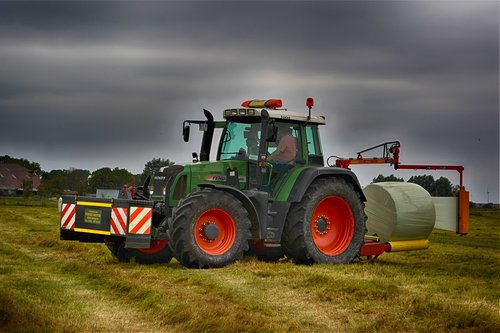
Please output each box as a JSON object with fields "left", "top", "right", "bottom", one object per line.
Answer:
{"left": 266, "top": 122, "right": 303, "bottom": 196}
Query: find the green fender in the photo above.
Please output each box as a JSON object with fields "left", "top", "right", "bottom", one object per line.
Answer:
{"left": 286, "top": 167, "right": 367, "bottom": 203}
{"left": 197, "top": 183, "right": 262, "bottom": 238}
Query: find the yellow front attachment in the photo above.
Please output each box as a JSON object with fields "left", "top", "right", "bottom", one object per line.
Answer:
{"left": 74, "top": 228, "right": 111, "bottom": 236}
{"left": 389, "top": 239, "right": 430, "bottom": 252}
{"left": 77, "top": 201, "right": 112, "bottom": 208}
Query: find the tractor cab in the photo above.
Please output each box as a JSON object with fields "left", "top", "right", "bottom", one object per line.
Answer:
{"left": 183, "top": 99, "right": 326, "bottom": 197}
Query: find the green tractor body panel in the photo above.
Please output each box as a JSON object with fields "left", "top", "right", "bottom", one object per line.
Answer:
{"left": 272, "top": 166, "right": 309, "bottom": 202}
{"left": 167, "top": 160, "right": 248, "bottom": 208}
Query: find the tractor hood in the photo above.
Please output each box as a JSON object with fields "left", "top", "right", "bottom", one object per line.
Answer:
{"left": 159, "top": 160, "right": 249, "bottom": 207}
{"left": 180, "top": 160, "right": 248, "bottom": 189}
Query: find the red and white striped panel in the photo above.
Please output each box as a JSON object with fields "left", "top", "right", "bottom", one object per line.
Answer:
{"left": 110, "top": 207, "right": 128, "bottom": 235}
{"left": 60, "top": 203, "right": 76, "bottom": 230}
{"left": 128, "top": 207, "right": 152, "bottom": 235}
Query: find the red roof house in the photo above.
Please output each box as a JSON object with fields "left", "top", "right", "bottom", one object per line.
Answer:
{"left": 0, "top": 163, "right": 41, "bottom": 194}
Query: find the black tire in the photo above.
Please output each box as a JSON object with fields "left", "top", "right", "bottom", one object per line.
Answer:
{"left": 247, "top": 241, "right": 285, "bottom": 262}
{"left": 107, "top": 240, "right": 173, "bottom": 265}
{"left": 281, "top": 177, "right": 366, "bottom": 264}
{"left": 170, "top": 188, "right": 251, "bottom": 268}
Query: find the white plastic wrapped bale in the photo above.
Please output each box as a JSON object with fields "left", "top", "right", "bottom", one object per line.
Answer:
{"left": 433, "top": 197, "right": 458, "bottom": 232}
{"left": 363, "top": 182, "right": 436, "bottom": 242}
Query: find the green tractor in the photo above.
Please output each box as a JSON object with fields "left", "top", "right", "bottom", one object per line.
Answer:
{"left": 60, "top": 98, "right": 367, "bottom": 268}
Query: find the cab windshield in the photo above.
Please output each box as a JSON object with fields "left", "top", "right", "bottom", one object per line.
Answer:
{"left": 219, "top": 121, "right": 261, "bottom": 161}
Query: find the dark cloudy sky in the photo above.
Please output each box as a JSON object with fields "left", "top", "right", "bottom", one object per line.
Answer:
{"left": 1, "top": 1, "right": 498, "bottom": 203}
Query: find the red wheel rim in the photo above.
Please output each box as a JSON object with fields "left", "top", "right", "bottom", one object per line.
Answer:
{"left": 137, "top": 239, "right": 168, "bottom": 255}
{"left": 194, "top": 208, "right": 236, "bottom": 255}
{"left": 311, "top": 195, "right": 354, "bottom": 256}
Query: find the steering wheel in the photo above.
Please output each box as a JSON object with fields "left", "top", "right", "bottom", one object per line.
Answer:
{"left": 237, "top": 148, "right": 247, "bottom": 159}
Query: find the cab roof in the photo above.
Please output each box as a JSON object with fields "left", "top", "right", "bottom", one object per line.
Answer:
{"left": 223, "top": 108, "right": 326, "bottom": 125}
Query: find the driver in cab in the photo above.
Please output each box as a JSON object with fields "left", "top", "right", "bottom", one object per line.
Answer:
{"left": 268, "top": 126, "right": 296, "bottom": 164}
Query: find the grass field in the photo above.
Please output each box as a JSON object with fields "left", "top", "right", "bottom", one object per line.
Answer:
{"left": 0, "top": 200, "right": 498, "bottom": 332}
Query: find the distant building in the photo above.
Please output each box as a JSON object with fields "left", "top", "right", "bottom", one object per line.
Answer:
{"left": 0, "top": 163, "right": 41, "bottom": 195}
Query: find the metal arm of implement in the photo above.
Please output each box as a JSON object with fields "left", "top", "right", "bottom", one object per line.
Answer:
{"left": 334, "top": 141, "right": 469, "bottom": 235}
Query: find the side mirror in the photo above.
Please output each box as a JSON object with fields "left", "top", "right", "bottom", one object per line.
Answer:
{"left": 183, "top": 125, "right": 190, "bottom": 142}
{"left": 266, "top": 124, "right": 278, "bottom": 142}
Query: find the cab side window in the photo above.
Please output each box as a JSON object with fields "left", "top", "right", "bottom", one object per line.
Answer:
{"left": 306, "top": 125, "right": 324, "bottom": 165}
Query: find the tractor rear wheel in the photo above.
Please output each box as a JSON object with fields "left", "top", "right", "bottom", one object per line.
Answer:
{"left": 170, "top": 188, "right": 251, "bottom": 268}
{"left": 282, "top": 177, "right": 366, "bottom": 264}
{"left": 107, "top": 239, "right": 173, "bottom": 264}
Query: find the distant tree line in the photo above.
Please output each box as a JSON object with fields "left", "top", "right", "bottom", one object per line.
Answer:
{"left": 372, "top": 174, "right": 457, "bottom": 197}
{"left": 1, "top": 155, "right": 41, "bottom": 174}
{"left": 142, "top": 158, "right": 175, "bottom": 180}
{"left": 39, "top": 168, "right": 91, "bottom": 197}
{"left": 2, "top": 156, "right": 174, "bottom": 197}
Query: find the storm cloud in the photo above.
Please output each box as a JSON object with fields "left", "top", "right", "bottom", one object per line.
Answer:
{"left": 0, "top": 1, "right": 498, "bottom": 203}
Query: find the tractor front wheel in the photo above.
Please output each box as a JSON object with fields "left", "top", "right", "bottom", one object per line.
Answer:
{"left": 170, "top": 189, "right": 251, "bottom": 268}
{"left": 282, "top": 177, "right": 366, "bottom": 264}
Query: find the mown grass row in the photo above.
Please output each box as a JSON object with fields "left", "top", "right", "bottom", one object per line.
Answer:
{"left": 0, "top": 204, "right": 498, "bottom": 332}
